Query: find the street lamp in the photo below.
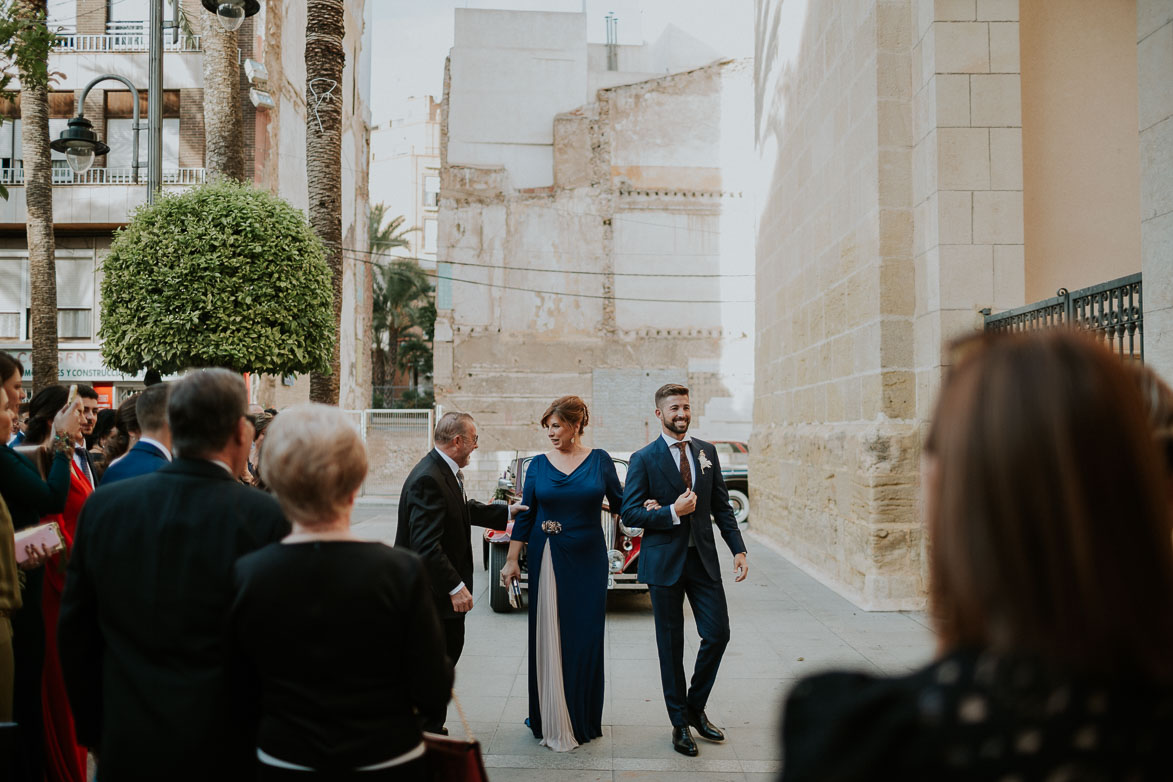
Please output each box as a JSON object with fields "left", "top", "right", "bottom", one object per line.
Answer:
{"left": 201, "top": 0, "right": 260, "bottom": 33}
{"left": 50, "top": 75, "right": 140, "bottom": 182}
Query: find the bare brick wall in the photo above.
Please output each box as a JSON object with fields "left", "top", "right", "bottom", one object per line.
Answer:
{"left": 240, "top": 17, "right": 257, "bottom": 180}
{"left": 75, "top": 0, "right": 104, "bottom": 35}
{"left": 79, "top": 88, "right": 106, "bottom": 168}
{"left": 179, "top": 88, "right": 205, "bottom": 168}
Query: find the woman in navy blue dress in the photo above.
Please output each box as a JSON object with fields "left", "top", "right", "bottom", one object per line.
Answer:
{"left": 499, "top": 396, "right": 623, "bottom": 751}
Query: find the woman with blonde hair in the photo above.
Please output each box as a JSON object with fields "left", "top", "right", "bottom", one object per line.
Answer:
{"left": 230, "top": 404, "right": 451, "bottom": 780}
{"left": 780, "top": 331, "right": 1173, "bottom": 780}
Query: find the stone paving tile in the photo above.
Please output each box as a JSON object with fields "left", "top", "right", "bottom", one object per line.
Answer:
{"left": 352, "top": 505, "right": 934, "bottom": 781}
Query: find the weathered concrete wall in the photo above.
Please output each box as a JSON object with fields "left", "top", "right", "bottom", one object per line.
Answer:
{"left": 1140, "top": 0, "right": 1173, "bottom": 378}
{"left": 754, "top": 0, "right": 923, "bottom": 610}
{"left": 437, "top": 52, "right": 754, "bottom": 453}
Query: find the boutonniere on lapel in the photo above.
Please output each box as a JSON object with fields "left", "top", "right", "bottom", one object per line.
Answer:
{"left": 697, "top": 450, "right": 712, "bottom": 474}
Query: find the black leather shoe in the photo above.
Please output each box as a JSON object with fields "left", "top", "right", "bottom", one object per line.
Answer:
{"left": 672, "top": 725, "right": 699, "bottom": 757}
{"left": 687, "top": 708, "right": 725, "bottom": 742}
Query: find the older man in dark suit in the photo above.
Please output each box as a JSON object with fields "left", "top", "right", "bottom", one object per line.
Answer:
{"left": 58, "top": 369, "right": 289, "bottom": 781}
{"left": 395, "top": 411, "right": 525, "bottom": 733}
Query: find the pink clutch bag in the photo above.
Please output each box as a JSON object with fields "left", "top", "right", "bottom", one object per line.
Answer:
{"left": 14, "top": 522, "right": 65, "bottom": 564}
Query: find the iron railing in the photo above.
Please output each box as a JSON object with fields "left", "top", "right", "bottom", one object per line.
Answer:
{"left": 984, "top": 273, "right": 1143, "bottom": 360}
{"left": 0, "top": 167, "right": 206, "bottom": 186}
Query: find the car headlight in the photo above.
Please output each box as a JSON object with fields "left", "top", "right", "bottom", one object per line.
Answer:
{"left": 619, "top": 521, "right": 643, "bottom": 538}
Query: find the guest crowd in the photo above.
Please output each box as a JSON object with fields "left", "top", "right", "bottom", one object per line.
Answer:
{"left": 0, "top": 328, "right": 1171, "bottom": 781}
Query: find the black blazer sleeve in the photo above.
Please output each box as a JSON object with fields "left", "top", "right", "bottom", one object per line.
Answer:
{"left": 403, "top": 473, "right": 464, "bottom": 594}
{"left": 57, "top": 502, "right": 104, "bottom": 748}
{"left": 467, "top": 498, "right": 508, "bottom": 531}
{"left": 404, "top": 560, "right": 454, "bottom": 723}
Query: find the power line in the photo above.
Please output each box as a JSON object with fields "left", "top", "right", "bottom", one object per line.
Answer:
{"left": 339, "top": 243, "right": 754, "bottom": 279}
{"left": 342, "top": 250, "right": 753, "bottom": 305}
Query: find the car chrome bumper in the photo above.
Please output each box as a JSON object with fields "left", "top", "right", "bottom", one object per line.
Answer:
{"left": 515, "top": 572, "right": 645, "bottom": 591}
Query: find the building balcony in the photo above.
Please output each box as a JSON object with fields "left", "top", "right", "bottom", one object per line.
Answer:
{"left": 0, "top": 168, "right": 206, "bottom": 226}
{"left": 53, "top": 24, "right": 202, "bottom": 53}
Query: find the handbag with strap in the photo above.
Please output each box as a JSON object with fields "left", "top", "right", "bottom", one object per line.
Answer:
{"left": 423, "top": 691, "right": 488, "bottom": 782}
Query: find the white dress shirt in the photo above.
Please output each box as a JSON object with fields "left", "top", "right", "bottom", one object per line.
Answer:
{"left": 661, "top": 432, "right": 696, "bottom": 526}
{"left": 434, "top": 448, "right": 467, "bottom": 596}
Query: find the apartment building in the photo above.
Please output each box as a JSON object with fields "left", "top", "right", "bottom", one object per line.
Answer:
{"left": 369, "top": 95, "right": 441, "bottom": 270}
{"left": 0, "top": 0, "right": 372, "bottom": 409}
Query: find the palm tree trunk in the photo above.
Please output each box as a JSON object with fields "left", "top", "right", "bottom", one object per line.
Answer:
{"left": 305, "top": 0, "right": 345, "bottom": 405}
{"left": 201, "top": 16, "right": 244, "bottom": 181}
{"left": 17, "top": 0, "right": 57, "bottom": 393}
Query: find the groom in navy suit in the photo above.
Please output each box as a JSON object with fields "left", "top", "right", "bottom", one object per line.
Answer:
{"left": 620, "top": 383, "right": 748, "bottom": 757}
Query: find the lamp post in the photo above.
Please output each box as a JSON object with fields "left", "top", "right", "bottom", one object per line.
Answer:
{"left": 51, "top": 0, "right": 260, "bottom": 204}
{"left": 50, "top": 75, "right": 140, "bottom": 184}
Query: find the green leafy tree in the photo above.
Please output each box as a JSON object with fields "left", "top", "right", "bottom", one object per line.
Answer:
{"left": 99, "top": 179, "right": 334, "bottom": 376}
{"left": 369, "top": 203, "right": 415, "bottom": 257}
{"left": 371, "top": 258, "right": 432, "bottom": 395}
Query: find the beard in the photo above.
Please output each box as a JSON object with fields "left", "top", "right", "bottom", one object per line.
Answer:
{"left": 664, "top": 415, "right": 690, "bottom": 434}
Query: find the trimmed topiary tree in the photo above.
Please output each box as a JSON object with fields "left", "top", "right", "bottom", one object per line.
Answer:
{"left": 99, "top": 179, "right": 335, "bottom": 377}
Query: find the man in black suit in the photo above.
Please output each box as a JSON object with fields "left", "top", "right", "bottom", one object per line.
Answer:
{"left": 620, "top": 383, "right": 748, "bottom": 757}
{"left": 58, "top": 369, "right": 289, "bottom": 781}
{"left": 100, "top": 382, "right": 171, "bottom": 486}
{"left": 395, "top": 411, "right": 525, "bottom": 731}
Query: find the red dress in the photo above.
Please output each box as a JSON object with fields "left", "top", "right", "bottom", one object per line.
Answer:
{"left": 41, "top": 459, "right": 93, "bottom": 782}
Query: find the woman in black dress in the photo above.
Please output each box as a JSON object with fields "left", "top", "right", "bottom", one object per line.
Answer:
{"left": 780, "top": 331, "right": 1173, "bottom": 781}
{"left": 230, "top": 403, "right": 451, "bottom": 781}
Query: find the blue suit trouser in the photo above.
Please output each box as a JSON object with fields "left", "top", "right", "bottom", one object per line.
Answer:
{"left": 647, "top": 547, "right": 731, "bottom": 727}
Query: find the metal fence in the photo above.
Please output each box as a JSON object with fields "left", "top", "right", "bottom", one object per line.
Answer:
{"left": 346, "top": 409, "right": 434, "bottom": 498}
{"left": 983, "top": 273, "right": 1143, "bottom": 360}
{"left": 0, "top": 167, "right": 206, "bottom": 186}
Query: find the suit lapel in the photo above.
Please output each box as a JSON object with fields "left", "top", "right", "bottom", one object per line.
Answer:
{"left": 430, "top": 450, "right": 469, "bottom": 520}
{"left": 689, "top": 439, "right": 708, "bottom": 498}
{"left": 654, "top": 437, "right": 686, "bottom": 492}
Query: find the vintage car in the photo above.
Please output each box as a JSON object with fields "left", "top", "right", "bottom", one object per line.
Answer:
{"left": 712, "top": 440, "right": 750, "bottom": 528}
{"left": 483, "top": 454, "right": 646, "bottom": 613}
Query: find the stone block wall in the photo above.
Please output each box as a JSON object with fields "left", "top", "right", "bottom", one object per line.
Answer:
{"left": 754, "top": 0, "right": 924, "bottom": 609}
{"left": 1140, "top": 0, "right": 1173, "bottom": 376}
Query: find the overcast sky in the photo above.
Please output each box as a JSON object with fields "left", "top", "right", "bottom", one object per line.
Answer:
{"left": 369, "top": 0, "right": 754, "bottom": 125}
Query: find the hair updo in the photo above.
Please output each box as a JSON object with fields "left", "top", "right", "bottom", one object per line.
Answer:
{"left": 541, "top": 395, "right": 589, "bottom": 435}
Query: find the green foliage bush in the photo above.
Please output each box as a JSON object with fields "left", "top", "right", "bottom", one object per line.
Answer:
{"left": 99, "top": 179, "right": 335, "bottom": 376}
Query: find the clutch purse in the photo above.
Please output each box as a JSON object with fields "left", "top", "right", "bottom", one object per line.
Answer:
{"left": 14, "top": 522, "right": 65, "bottom": 564}
{"left": 423, "top": 692, "right": 488, "bottom": 782}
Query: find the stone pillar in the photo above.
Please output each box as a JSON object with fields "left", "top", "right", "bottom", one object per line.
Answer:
{"left": 911, "top": 0, "right": 1024, "bottom": 421}
{"left": 1139, "top": 1, "right": 1173, "bottom": 376}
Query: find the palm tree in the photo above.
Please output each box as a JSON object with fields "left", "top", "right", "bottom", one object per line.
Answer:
{"left": 369, "top": 203, "right": 415, "bottom": 258}
{"left": 371, "top": 259, "right": 432, "bottom": 396}
{"left": 201, "top": 10, "right": 244, "bottom": 180}
{"left": 305, "top": 0, "right": 345, "bottom": 404}
{"left": 13, "top": 0, "right": 57, "bottom": 391}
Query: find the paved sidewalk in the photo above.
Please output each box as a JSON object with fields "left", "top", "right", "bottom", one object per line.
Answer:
{"left": 352, "top": 500, "right": 934, "bottom": 781}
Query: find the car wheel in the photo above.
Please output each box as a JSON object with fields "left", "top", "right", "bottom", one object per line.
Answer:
{"left": 488, "top": 542, "right": 513, "bottom": 613}
{"left": 727, "top": 488, "right": 749, "bottom": 528}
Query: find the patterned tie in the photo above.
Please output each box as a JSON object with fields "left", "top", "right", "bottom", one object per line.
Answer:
{"left": 75, "top": 446, "right": 93, "bottom": 487}
{"left": 456, "top": 468, "right": 467, "bottom": 501}
{"left": 675, "top": 441, "right": 692, "bottom": 489}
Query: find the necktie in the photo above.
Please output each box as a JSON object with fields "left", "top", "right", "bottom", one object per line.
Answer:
{"left": 675, "top": 441, "right": 692, "bottom": 489}
{"left": 75, "top": 446, "right": 93, "bottom": 487}
{"left": 674, "top": 441, "right": 697, "bottom": 548}
{"left": 456, "top": 468, "right": 466, "bottom": 501}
